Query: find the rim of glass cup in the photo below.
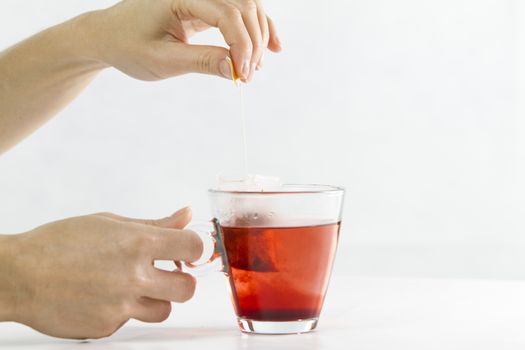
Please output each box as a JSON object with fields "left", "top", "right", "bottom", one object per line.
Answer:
{"left": 208, "top": 183, "right": 345, "bottom": 195}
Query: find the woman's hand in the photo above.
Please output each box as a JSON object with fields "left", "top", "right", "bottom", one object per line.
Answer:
{"left": 0, "top": 207, "right": 202, "bottom": 339}
{"left": 85, "top": 0, "right": 282, "bottom": 82}
{"left": 0, "top": 0, "right": 281, "bottom": 154}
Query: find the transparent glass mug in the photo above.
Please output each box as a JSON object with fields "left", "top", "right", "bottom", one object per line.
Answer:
{"left": 183, "top": 184, "right": 345, "bottom": 334}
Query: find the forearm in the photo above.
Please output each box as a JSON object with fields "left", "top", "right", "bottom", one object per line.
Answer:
{"left": 0, "top": 12, "right": 107, "bottom": 154}
{"left": 0, "top": 234, "right": 20, "bottom": 322}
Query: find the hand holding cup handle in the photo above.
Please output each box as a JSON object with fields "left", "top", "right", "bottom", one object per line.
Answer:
{"left": 178, "top": 219, "right": 229, "bottom": 276}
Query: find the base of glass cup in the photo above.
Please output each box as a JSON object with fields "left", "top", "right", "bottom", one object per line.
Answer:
{"left": 237, "top": 317, "right": 319, "bottom": 334}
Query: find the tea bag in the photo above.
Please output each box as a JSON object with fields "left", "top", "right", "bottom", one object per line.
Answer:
{"left": 218, "top": 175, "right": 282, "bottom": 272}
{"left": 222, "top": 227, "right": 279, "bottom": 272}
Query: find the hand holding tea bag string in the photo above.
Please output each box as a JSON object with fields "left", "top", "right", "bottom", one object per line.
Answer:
{"left": 0, "top": 0, "right": 282, "bottom": 340}
{"left": 98, "top": 0, "right": 283, "bottom": 82}
{"left": 0, "top": 0, "right": 282, "bottom": 154}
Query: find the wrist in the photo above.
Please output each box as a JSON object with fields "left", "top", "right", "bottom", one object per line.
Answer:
{"left": 0, "top": 234, "right": 21, "bottom": 322}
{"left": 56, "top": 10, "right": 111, "bottom": 72}
{"left": 69, "top": 10, "right": 115, "bottom": 70}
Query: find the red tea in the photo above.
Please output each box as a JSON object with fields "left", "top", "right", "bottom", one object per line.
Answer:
{"left": 221, "top": 222, "right": 340, "bottom": 321}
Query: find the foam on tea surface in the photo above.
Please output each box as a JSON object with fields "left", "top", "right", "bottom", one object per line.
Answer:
{"left": 217, "top": 174, "right": 282, "bottom": 192}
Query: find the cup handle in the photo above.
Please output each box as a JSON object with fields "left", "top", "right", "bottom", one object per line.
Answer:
{"left": 179, "top": 218, "right": 228, "bottom": 276}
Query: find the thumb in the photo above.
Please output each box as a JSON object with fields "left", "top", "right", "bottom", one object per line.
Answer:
{"left": 168, "top": 43, "right": 235, "bottom": 80}
{"left": 95, "top": 207, "right": 192, "bottom": 229}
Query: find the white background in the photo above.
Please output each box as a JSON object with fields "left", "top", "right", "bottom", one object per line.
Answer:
{"left": 1, "top": 0, "right": 525, "bottom": 280}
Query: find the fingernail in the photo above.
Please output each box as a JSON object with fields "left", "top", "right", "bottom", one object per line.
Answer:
{"left": 242, "top": 60, "right": 250, "bottom": 79}
{"left": 219, "top": 59, "right": 232, "bottom": 79}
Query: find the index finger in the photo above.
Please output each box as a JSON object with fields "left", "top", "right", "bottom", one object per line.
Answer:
{"left": 96, "top": 207, "right": 192, "bottom": 229}
{"left": 176, "top": 0, "right": 252, "bottom": 79}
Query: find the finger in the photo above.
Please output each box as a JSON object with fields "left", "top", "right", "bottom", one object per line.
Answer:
{"left": 178, "top": 0, "right": 252, "bottom": 80}
{"left": 131, "top": 297, "right": 172, "bottom": 323}
{"left": 162, "top": 42, "right": 237, "bottom": 80}
{"left": 95, "top": 207, "right": 192, "bottom": 229}
{"left": 267, "top": 16, "right": 282, "bottom": 53}
{"left": 141, "top": 269, "right": 196, "bottom": 303}
{"left": 236, "top": 0, "right": 264, "bottom": 81}
{"left": 255, "top": 0, "right": 269, "bottom": 70}
{"left": 137, "top": 226, "right": 203, "bottom": 262}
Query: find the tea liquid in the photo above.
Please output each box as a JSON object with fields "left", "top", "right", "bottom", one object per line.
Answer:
{"left": 221, "top": 222, "right": 340, "bottom": 321}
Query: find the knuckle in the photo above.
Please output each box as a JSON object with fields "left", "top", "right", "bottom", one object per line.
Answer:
{"left": 128, "top": 234, "right": 154, "bottom": 258}
{"left": 122, "top": 302, "right": 133, "bottom": 318}
{"left": 246, "top": 41, "right": 254, "bottom": 52}
{"left": 196, "top": 51, "right": 215, "bottom": 74}
{"left": 239, "top": 42, "right": 253, "bottom": 57}
{"left": 115, "top": 300, "right": 131, "bottom": 316}
{"left": 241, "top": 0, "right": 257, "bottom": 12}
{"left": 130, "top": 270, "right": 151, "bottom": 290}
{"left": 262, "top": 34, "right": 270, "bottom": 47}
{"left": 111, "top": 309, "right": 131, "bottom": 330}
{"left": 253, "top": 42, "right": 264, "bottom": 54}
{"left": 222, "top": 4, "right": 242, "bottom": 21}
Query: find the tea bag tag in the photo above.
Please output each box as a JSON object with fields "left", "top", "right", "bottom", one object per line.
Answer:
{"left": 226, "top": 56, "right": 241, "bottom": 85}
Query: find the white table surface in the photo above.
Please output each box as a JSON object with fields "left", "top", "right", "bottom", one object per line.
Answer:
{"left": 1, "top": 275, "right": 525, "bottom": 349}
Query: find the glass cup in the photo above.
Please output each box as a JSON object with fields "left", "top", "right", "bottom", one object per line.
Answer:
{"left": 184, "top": 184, "right": 344, "bottom": 334}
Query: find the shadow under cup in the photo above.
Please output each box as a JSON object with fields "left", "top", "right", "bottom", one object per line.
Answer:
{"left": 192, "top": 184, "right": 344, "bottom": 334}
